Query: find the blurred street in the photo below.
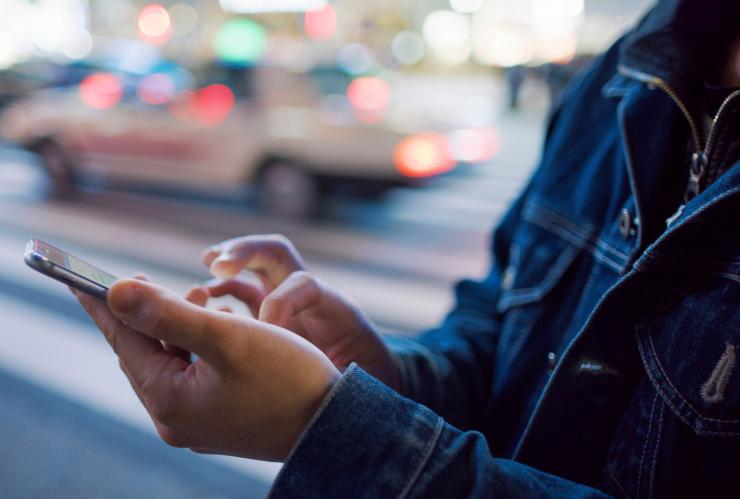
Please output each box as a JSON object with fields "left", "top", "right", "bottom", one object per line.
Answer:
{"left": 0, "top": 105, "right": 544, "bottom": 496}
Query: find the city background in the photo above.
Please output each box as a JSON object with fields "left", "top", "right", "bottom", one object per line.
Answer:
{"left": 0, "top": 0, "right": 651, "bottom": 497}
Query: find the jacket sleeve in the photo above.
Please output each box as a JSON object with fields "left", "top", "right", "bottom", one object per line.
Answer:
{"left": 270, "top": 364, "right": 610, "bottom": 499}
{"left": 384, "top": 183, "right": 526, "bottom": 428}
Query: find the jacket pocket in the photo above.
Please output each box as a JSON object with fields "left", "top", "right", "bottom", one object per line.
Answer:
{"left": 635, "top": 271, "right": 740, "bottom": 437}
{"left": 496, "top": 220, "right": 580, "bottom": 314}
{"left": 605, "top": 268, "right": 740, "bottom": 498}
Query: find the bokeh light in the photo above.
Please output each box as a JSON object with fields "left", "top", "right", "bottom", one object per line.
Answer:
{"left": 0, "top": 31, "right": 17, "bottom": 69}
{"left": 79, "top": 73, "right": 123, "bottom": 110}
{"left": 535, "top": 31, "right": 578, "bottom": 64}
{"left": 213, "top": 18, "right": 267, "bottom": 66}
{"left": 423, "top": 10, "right": 471, "bottom": 65}
{"left": 62, "top": 30, "right": 93, "bottom": 60}
{"left": 473, "top": 24, "right": 533, "bottom": 67}
{"left": 137, "top": 4, "right": 172, "bottom": 45}
{"left": 169, "top": 3, "right": 199, "bottom": 36}
{"left": 304, "top": 5, "right": 337, "bottom": 40}
{"left": 449, "top": 127, "right": 500, "bottom": 163}
{"left": 391, "top": 31, "right": 425, "bottom": 66}
{"left": 450, "top": 0, "right": 483, "bottom": 14}
{"left": 137, "top": 73, "right": 177, "bottom": 105}
{"left": 337, "top": 43, "right": 374, "bottom": 75}
{"left": 394, "top": 133, "right": 454, "bottom": 177}
{"left": 347, "top": 77, "right": 391, "bottom": 123}
{"left": 178, "top": 84, "right": 235, "bottom": 126}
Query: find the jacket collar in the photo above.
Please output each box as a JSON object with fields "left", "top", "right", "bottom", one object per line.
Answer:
{"left": 615, "top": 0, "right": 740, "bottom": 112}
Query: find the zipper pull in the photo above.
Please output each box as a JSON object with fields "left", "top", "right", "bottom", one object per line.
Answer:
{"left": 684, "top": 151, "right": 706, "bottom": 201}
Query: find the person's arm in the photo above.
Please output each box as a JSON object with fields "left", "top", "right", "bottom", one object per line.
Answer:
{"left": 386, "top": 189, "right": 525, "bottom": 428}
{"left": 272, "top": 363, "right": 609, "bottom": 498}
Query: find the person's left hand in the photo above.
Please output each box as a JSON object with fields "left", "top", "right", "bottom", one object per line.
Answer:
{"left": 72, "top": 277, "right": 340, "bottom": 461}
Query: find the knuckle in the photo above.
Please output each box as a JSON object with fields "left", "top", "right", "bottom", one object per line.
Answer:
{"left": 157, "top": 425, "right": 187, "bottom": 448}
{"left": 293, "top": 270, "right": 320, "bottom": 293}
{"left": 267, "top": 233, "right": 291, "bottom": 248}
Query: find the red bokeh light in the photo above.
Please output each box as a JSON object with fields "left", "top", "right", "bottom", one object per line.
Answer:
{"left": 450, "top": 127, "right": 501, "bottom": 163}
{"left": 304, "top": 5, "right": 337, "bottom": 40}
{"left": 172, "top": 84, "right": 234, "bottom": 126}
{"left": 79, "top": 73, "right": 123, "bottom": 110}
{"left": 347, "top": 77, "right": 391, "bottom": 123}
{"left": 394, "top": 133, "right": 455, "bottom": 178}
{"left": 138, "top": 4, "right": 172, "bottom": 45}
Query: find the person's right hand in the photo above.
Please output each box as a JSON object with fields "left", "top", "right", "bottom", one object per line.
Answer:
{"left": 200, "top": 234, "right": 401, "bottom": 391}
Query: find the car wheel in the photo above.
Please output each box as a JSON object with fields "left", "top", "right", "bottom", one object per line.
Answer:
{"left": 35, "top": 139, "right": 76, "bottom": 193}
{"left": 259, "top": 161, "right": 320, "bottom": 219}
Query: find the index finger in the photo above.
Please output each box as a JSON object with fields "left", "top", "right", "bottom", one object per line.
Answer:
{"left": 203, "top": 234, "right": 306, "bottom": 290}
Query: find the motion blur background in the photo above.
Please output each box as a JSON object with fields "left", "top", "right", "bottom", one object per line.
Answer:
{"left": 0, "top": 0, "right": 650, "bottom": 497}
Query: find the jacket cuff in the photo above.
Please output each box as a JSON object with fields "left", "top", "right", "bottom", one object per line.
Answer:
{"left": 269, "top": 363, "right": 443, "bottom": 498}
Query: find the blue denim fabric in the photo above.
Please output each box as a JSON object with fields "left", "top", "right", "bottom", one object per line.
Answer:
{"left": 272, "top": 3, "right": 740, "bottom": 497}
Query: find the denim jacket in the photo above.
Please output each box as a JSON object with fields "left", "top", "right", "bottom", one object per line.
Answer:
{"left": 271, "top": 2, "right": 740, "bottom": 497}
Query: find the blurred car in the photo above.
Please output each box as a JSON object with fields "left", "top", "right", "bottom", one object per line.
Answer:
{"left": 0, "top": 62, "right": 494, "bottom": 217}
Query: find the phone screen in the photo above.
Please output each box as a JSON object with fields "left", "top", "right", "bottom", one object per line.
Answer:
{"left": 33, "top": 240, "right": 118, "bottom": 288}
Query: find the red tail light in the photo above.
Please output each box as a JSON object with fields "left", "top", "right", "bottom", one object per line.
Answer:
{"left": 394, "top": 133, "right": 454, "bottom": 178}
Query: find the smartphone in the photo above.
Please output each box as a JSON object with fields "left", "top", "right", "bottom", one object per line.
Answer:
{"left": 24, "top": 239, "right": 118, "bottom": 301}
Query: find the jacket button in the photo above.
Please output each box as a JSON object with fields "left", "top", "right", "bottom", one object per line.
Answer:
{"left": 619, "top": 209, "right": 633, "bottom": 238}
{"left": 547, "top": 352, "right": 557, "bottom": 375}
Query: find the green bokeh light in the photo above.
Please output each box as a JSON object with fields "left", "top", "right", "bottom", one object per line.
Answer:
{"left": 213, "top": 18, "right": 267, "bottom": 65}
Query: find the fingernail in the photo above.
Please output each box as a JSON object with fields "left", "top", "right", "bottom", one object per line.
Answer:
{"left": 210, "top": 261, "right": 236, "bottom": 279}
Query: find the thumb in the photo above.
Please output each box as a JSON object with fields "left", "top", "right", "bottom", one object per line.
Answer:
{"left": 108, "top": 278, "right": 226, "bottom": 361}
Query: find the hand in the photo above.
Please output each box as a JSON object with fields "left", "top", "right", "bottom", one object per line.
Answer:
{"left": 202, "top": 234, "right": 401, "bottom": 390}
{"left": 73, "top": 277, "right": 339, "bottom": 461}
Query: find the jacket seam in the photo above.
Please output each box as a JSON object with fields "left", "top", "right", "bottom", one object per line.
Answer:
{"left": 648, "top": 400, "right": 664, "bottom": 498}
{"left": 646, "top": 323, "right": 740, "bottom": 424}
{"left": 397, "top": 417, "right": 444, "bottom": 499}
{"left": 637, "top": 333, "right": 740, "bottom": 436}
{"left": 636, "top": 391, "right": 659, "bottom": 497}
{"left": 530, "top": 202, "right": 630, "bottom": 261}
{"left": 524, "top": 212, "right": 624, "bottom": 272}
{"left": 607, "top": 463, "right": 633, "bottom": 499}
{"left": 268, "top": 363, "right": 357, "bottom": 498}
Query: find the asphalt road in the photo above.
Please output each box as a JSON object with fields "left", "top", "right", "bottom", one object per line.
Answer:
{"left": 0, "top": 108, "right": 543, "bottom": 498}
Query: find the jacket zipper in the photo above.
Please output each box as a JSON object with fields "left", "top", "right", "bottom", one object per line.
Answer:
{"left": 618, "top": 65, "right": 740, "bottom": 202}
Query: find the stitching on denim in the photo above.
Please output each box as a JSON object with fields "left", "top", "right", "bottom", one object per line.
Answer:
{"left": 525, "top": 213, "right": 624, "bottom": 272}
{"left": 499, "top": 245, "right": 578, "bottom": 297}
{"left": 639, "top": 336, "right": 740, "bottom": 436}
{"left": 525, "top": 202, "right": 594, "bottom": 242}
{"left": 636, "top": 391, "right": 659, "bottom": 497}
{"left": 530, "top": 203, "right": 630, "bottom": 261}
{"left": 709, "top": 272, "right": 740, "bottom": 283}
{"left": 497, "top": 245, "right": 579, "bottom": 311}
{"left": 636, "top": 283, "right": 740, "bottom": 426}
{"left": 648, "top": 401, "right": 664, "bottom": 498}
{"left": 700, "top": 343, "right": 737, "bottom": 404}
{"left": 647, "top": 325, "right": 740, "bottom": 424}
{"left": 607, "top": 463, "right": 633, "bottom": 499}
{"left": 637, "top": 334, "right": 740, "bottom": 436}
{"left": 268, "top": 363, "right": 359, "bottom": 497}
{"left": 637, "top": 186, "right": 740, "bottom": 269}
{"left": 398, "top": 417, "right": 444, "bottom": 499}
{"left": 617, "top": 91, "right": 646, "bottom": 250}
{"left": 529, "top": 201, "right": 631, "bottom": 260}
{"left": 523, "top": 208, "right": 626, "bottom": 271}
